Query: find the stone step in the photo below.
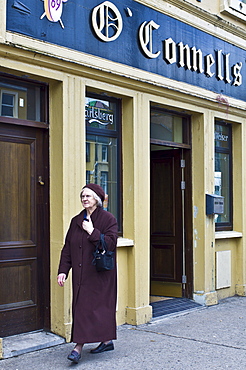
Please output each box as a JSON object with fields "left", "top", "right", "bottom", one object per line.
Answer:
{"left": 1, "top": 330, "right": 65, "bottom": 359}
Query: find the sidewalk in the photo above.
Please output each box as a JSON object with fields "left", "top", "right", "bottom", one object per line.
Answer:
{"left": 1, "top": 296, "right": 246, "bottom": 370}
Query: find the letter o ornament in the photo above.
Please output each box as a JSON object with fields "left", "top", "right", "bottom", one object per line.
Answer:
{"left": 92, "top": 1, "right": 123, "bottom": 42}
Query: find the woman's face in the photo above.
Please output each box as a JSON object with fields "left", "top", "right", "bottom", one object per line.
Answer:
{"left": 81, "top": 188, "right": 97, "bottom": 212}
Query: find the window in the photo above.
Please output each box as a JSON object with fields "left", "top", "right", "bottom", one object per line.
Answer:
{"left": 214, "top": 121, "right": 232, "bottom": 230}
{"left": 102, "top": 145, "right": 108, "bottom": 162}
{"left": 0, "top": 74, "right": 48, "bottom": 123}
{"left": 1, "top": 91, "right": 18, "bottom": 117}
{"left": 221, "top": 0, "right": 246, "bottom": 21}
{"left": 86, "top": 142, "right": 90, "bottom": 162}
{"left": 85, "top": 93, "right": 122, "bottom": 231}
{"left": 101, "top": 171, "right": 108, "bottom": 192}
{"left": 150, "top": 104, "right": 191, "bottom": 148}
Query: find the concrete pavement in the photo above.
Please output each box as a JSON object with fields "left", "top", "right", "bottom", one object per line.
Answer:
{"left": 1, "top": 296, "right": 246, "bottom": 369}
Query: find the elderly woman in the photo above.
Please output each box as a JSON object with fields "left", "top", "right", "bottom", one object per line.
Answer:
{"left": 57, "top": 183, "right": 118, "bottom": 364}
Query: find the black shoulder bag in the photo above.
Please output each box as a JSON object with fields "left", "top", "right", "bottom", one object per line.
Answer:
{"left": 92, "top": 234, "right": 114, "bottom": 272}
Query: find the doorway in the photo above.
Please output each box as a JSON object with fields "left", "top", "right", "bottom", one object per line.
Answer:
{"left": 150, "top": 106, "right": 193, "bottom": 302}
{"left": 0, "top": 121, "right": 50, "bottom": 337}
{"left": 150, "top": 148, "right": 183, "bottom": 297}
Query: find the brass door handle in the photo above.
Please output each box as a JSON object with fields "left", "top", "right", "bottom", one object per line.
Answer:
{"left": 38, "top": 176, "right": 45, "bottom": 185}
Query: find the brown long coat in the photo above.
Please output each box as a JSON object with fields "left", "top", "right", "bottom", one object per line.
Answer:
{"left": 58, "top": 206, "right": 118, "bottom": 344}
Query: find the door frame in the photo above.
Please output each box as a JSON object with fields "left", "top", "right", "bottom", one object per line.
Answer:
{"left": 182, "top": 147, "right": 193, "bottom": 298}
{"left": 0, "top": 120, "right": 50, "bottom": 335}
{"left": 0, "top": 73, "right": 50, "bottom": 334}
{"left": 37, "top": 124, "right": 50, "bottom": 330}
{"left": 150, "top": 145, "right": 193, "bottom": 299}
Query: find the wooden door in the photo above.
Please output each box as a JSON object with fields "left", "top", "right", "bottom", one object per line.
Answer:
{"left": 150, "top": 149, "right": 183, "bottom": 297}
{"left": 0, "top": 122, "right": 50, "bottom": 337}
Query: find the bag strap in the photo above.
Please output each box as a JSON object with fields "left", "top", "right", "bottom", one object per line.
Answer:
{"left": 99, "top": 234, "right": 107, "bottom": 252}
{"left": 92, "top": 234, "right": 112, "bottom": 266}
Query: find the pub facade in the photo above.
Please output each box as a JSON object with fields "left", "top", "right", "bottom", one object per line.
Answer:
{"left": 1, "top": 0, "right": 246, "bottom": 343}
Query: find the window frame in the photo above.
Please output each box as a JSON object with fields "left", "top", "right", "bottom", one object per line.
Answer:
{"left": 214, "top": 120, "right": 233, "bottom": 231}
{"left": 220, "top": 0, "right": 246, "bottom": 22}
{"left": 85, "top": 91, "right": 122, "bottom": 234}
{"left": 150, "top": 104, "right": 191, "bottom": 149}
{"left": 0, "top": 72, "right": 49, "bottom": 127}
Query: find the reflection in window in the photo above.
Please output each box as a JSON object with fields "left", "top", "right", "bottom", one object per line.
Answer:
{"left": 150, "top": 106, "right": 190, "bottom": 145}
{"left": 0, "top": 76, "right": 47, "bottom": 122}
{"left": 102, "top": 145, "right": 108, "bottom": 162}
{"left": 86, "top": 170, "right": 90, "bottom": 184}
{"left": 85, "top": 95, "right": 121, "bottom": 228}
{"left": 214, "top": 121, "right": 232, "bottom": 229}
{"left": 86, "top": 135, "right": 117, "bottom": 216}
{"left": 101, "top": 171, "right": 108, "bottom": 195}
{"left": 1, "top": 92, "right": 17, "bottom": 117}
{"left": 151, "top": 111, "right": 183, "bottom": 143}
{"left": 85, "top": 97, "right": 116, "bottom": 131}
{"left": 86, "top": 142, "right": 90, "bottom": 162}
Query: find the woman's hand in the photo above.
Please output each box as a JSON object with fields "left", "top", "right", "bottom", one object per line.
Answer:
{"left": 57, "top": 273, "right": 66, "bottom": 287}
{"left": 82, "top": 215, "right": 94, "bottom": 235}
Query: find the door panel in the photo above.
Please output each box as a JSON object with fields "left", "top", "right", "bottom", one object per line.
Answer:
{"left": 0, "top": 138, "right": 34, "bottom": 241}
{"left": 0, "top": 122, "right": 49, "bottom": 337}
{"left": 151, "top": 244, "right": 175, "bottom": 280}
{"left": 150, "top": 149, "right": 182, "bottom": 297}
{"left": 151, "top": 157, "right": 174, "bottom": 236}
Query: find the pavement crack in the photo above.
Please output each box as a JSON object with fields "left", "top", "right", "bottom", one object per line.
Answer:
{"left": 133, "top": 327, "right": 246, "bottom": 351}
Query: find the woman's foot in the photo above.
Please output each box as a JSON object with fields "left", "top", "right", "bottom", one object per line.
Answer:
{"left": 67, "top": 343, "right": 83, "bottom": 363}
{"left": 74, "top": 343, "right": 83, "bottom": 354}
{"left": 67, "top": 350, "right": 81, "bottom": 363}
{"left": 90, "top": 341, "right": 114, "bottom": 354}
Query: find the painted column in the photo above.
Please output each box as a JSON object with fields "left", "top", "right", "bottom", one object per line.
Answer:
{"left": 192, "top": 111, "right": 218, "bottom": 306}
{"left": 234, "top": 121, "right": 246, "bottom": 296}
{"left": 124, "top": 93, "right": 152, "bottom": 325}
{"left": 50, "top": 75, "right": 85, "bottom": 341}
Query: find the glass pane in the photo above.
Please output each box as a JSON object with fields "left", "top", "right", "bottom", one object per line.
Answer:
{"left": 85, "top": 98, "right": 117, "bottom": 131}
{"left": 214, "top": 152, "right": 230, "bottom": 223}
{"left": 0, "top": 77, "right": 45, "bottom": 122}
{"left": 1, "top": 93, "right": 15, "bottom": 117}
{"left": 151, "top": 110, "right": 183, "bottom": 143}
{"left": 2, "top": 93, "right": 14, "bottom": 105}
{"left": 86, "top": 135, "right": 118, "bottom": 219}
{"left": 215, "top": 123, "right": 230, "bottom": 149}
{"left": 1, "top": 105, "right": 14, "bottom": 117}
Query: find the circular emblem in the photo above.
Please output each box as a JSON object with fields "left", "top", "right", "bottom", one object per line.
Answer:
{"left": 92, "top": 1, "right": 123, "bottom": 42}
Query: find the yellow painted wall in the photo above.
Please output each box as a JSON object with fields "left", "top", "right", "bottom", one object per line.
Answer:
{"left": 215, "top": 238, "right": 239, "bottom": 300}
{"left": 214, "top": 118, "right": 246, "bottom": 300}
